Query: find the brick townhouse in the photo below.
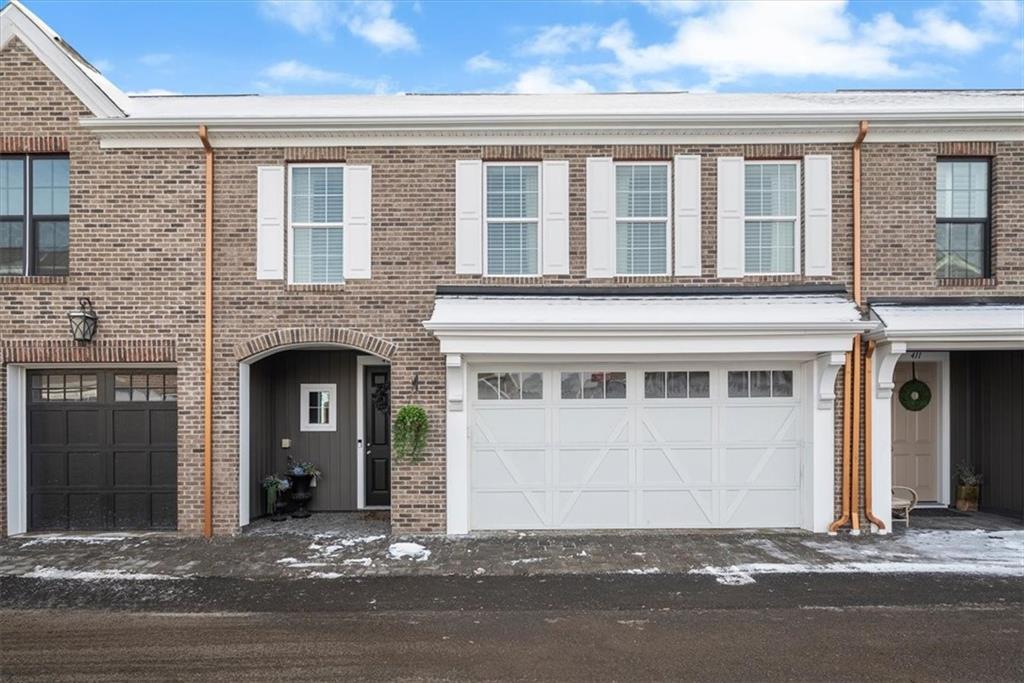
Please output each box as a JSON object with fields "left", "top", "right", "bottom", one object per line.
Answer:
{"left": 1, "top": 1, "right": 1021, "bottom": 538}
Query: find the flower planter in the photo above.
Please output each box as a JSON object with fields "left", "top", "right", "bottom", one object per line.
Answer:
{"left": 955, "top": 484, "right": 979, "bottom": 512}
{"left": 288, "top": 473, "right": 314, "bottom": 518}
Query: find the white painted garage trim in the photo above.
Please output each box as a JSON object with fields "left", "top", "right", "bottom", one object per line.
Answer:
{"left": 6, "top": 365, "right": 27, "bottom": 536}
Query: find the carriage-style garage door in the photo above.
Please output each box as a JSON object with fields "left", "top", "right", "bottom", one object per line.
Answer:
{"left": 469, "top": 364, "right": 803, "bottom": 530}
{"left": 27, "top": 369, "right": 177, "bottom": 531}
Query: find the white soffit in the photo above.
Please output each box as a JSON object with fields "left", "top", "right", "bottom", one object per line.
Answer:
{"left": 0, "top": 0, "right": 128, "bottom": 118}
{"left": 868, "top": 304, "right": 1024, "bottom": 348}
{"left": 425, "top": 295, "right": 872, "bottom": 356}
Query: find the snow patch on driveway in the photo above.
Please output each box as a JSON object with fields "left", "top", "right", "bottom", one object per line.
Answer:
{"left": 19, "top": 534, "right": 133, "bottom": 548}
{"left": 388, "top": 542, "right": 431, "bottom": 561}
{"left": 693, "top": 559, "right": 1024, "bottom": 585}
{"left": 22, "top": 566, "right": 180, "bottom": 581}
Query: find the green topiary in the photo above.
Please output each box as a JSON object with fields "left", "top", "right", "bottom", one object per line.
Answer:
{"left": 393, "top": 404, "right": 429, "bottom": 463}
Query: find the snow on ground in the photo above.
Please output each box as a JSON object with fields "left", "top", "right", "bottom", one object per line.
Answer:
{"left": 23, "top": 566, "right": 180, "bottom": 581}
{"left": 308, "top": 534, "right": 387, "bottom": 559}
{"left": 388, "top": 542, "right": 431, "bottom": 561}
{"left": 619, "top": 567, "right": 661, "bottom": 575}
{"left": 697, "top": 530, "right": 1024, "bottom": 585}
{"left": 19, "top": 534, "right": 133, "bottom": 548}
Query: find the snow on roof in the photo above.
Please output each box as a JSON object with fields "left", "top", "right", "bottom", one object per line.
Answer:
{"left": 426, "top": 294, "right": 868, "bottom": 331}
{"left": 121, "top": 90, "right": 1024, "bottom": 121}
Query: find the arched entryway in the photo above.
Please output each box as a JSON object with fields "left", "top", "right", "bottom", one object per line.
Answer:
{"left": 236, "top": 328, "right": 396, "bottom": 528}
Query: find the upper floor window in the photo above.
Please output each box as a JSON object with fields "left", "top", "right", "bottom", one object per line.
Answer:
{"left": 616, "top": 163, "right": 670, "bottom": 275}
{"left": 289, "top": 164, "right": 343, "bottom": 284}
{"left": 485, "top": 164, "right": 539, "bottom": 276}
{"left": 744, "top": 161, "right": 799, "bottom": 275}
{"left": 0, "top": 155, "right": 69, "bottom": 276}
{"left": 936, "top": 159, "right": 989, "bottom": 279}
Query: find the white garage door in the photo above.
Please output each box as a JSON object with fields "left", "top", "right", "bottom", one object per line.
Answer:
{"left": 469, "top": 364, "right": 803, "bottom": 530}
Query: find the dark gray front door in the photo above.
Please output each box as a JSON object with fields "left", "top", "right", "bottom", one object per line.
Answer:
{"left": 364, "top": 366, "right": 391, "bottom": 507}
{"left": 27, "top": 369, "right": 177, "bottom": 531}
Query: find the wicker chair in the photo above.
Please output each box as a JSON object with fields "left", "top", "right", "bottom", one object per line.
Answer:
{"left": 892, "top": 486, "right": 919, "bottom": 527}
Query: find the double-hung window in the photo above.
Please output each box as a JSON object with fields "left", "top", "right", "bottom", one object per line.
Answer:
{"left": 744, "top": 161, "right": 799, "bottom": 275}
{"left": 0, "top": 155, "right": 69, "bottom": 276}
{"left": 289, "top": 164, "right": 344, "bottom": 284}
{"left": 615, "top": 162, "right": 670, "bottom": 275}
{"left": 485, "top": 164, "right": 539, "bottom": 276}
{"left": 936, "top": 159, "right": 989, "bottom": 279}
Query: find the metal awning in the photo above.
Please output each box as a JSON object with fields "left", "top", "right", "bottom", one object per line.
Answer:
{"left": 867, "top": 303, "right": 1024, "bottom": 349}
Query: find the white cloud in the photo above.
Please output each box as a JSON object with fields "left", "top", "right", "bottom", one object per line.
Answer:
{"left": 139, "top": 53, "right": 173, "bottom": 67}
{"left": 347, "top": 1, "right": 418, "bottom": 52}
{"left": 260, "top": 0, "right": 417, "bottom": 51}
{"left": 91, "top": 58, "right": 114, "bottom": 73}
{"left": 868, "top": 9, "right": 991, "bottom": 53}
{"left": 261, "top": 60, "right": 394, "bottom": 93}
{"left": 512, "top": 66, "right": 596, "bottom": 94}
{"left": 465, "top": 52, "right": 506, "bottom": 73}
{"left": 260, "top": 0, "right": 337, "bottom": 41}
{"left": 126, "top": 88, "right": 181, "bottom": 96}
{"left": 978, "top": 0, "right": 1023, "bottom": 25}
{"left": 639, "top": 1, "right": 705, "bottom": 18}
{"left": 522, "top": 24, "right": 599, "bottom": 56}
{"left": 596, "top": 0, "right": 998, "bottom": 87}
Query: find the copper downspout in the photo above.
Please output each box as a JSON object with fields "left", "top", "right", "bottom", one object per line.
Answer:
{"left": 199, "top": 125, "right": 214, "bottom": 539}
{"left": 850, "top": 335, "right": 863, "bottom": 534}
{"left": 863, "top": 341, "right": 886, "bottom": 530}
{"left": 830, "top": 120, "right": 869, "bottom": 534}
{"left": 829, "top": 352, "right": 854, "bottom": 533}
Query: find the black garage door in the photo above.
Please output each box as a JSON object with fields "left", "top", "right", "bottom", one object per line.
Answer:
{"left": 28, "top": 369, "right": 177, "bottom": 531}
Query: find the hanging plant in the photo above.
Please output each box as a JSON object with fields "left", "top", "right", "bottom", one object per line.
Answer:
{"left": 393, "top": 404, "right": 429, "bottom": 464}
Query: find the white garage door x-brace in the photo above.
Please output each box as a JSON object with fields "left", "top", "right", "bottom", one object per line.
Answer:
{"left": 469, "top": 365, "right": 803, "bottom": 530}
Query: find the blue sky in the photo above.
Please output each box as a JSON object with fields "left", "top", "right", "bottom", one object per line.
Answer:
{"left": 22, "top": 0, "right": 1024, "bottom": 95}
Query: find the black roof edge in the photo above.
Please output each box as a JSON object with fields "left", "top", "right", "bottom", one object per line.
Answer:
{"left": 436, "top": 284, "right": 848, "bottom": 298}
{"left": 867, "top": 296, "right": 1024, "bottom": 306}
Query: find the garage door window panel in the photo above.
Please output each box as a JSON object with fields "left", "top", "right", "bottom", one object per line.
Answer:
{"left": 478, "top": 372, "right": 543, "bottom": 400}
{"left": 561, "top": 371, "right": 627, "bottom": 399}
{"left": 727, "top": 370, "right": 794, "bottom": 398}
{"left": 32, "top": 373, "right": 98, "bottom": 402}
{"left": 644, "top": 371, "right": 711, "bottom": 399}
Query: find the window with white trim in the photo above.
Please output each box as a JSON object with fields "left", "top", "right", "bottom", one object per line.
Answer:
{"left": 485, "top": 164, "right": 539, "bottom": 275}
{"left": 300, "top": 383, "right": 337, "bottom": 431}
{"left": 289, "top": 164, "right": 343, "bottom": 284}
{"left": 1, "top": 155, "right": 69, "bottom": 276}
{"left": 936, "top": 159, "right": 990, "bottom": 279}
{"left": 744, "top": 161, "right": 799, "bottom": 275}
{"left": 615, "top": 162, "right": 670, "bottom": 275}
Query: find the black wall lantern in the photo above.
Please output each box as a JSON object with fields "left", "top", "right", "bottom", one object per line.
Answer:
{"left": 68, "top": 298, "right": 98, "bottom": 343}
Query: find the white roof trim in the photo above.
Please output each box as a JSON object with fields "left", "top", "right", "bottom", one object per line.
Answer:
{"left": 425, "top": 295, "right": 872, "bottom": 356}
{"left": 867, "top": 304, "right": 1024, "bottom": 350}
{"left": 1, "top": 0, "right": 127, "bottom": 118}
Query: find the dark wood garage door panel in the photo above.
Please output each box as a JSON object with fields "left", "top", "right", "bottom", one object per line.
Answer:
{"left": 27, "top": 370, "right": 178, "bottom": 531}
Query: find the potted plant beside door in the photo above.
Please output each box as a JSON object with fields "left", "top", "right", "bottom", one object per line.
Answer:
{"left": 954, "top": 462, "right": 983, "bottom": 512}
{"left": 285, "top": 458, "right": 323, "bottom": 519}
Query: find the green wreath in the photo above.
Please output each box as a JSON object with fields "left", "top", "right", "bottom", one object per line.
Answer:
{"left": 899, "top": 363, "right": 932, "bottom": 412}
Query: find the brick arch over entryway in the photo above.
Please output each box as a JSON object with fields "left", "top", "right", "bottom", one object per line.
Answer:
{"left": 235, "top": 327, "right": 398, "bottom": 362}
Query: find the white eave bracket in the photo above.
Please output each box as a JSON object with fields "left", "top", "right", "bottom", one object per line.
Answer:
{"left": 875, "top": 342, "right": 908, "bottom": 399}
{"left": 816, "top": 351, "right": 847, "bottom": 409}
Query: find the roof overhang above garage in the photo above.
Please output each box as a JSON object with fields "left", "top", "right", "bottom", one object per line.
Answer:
{"left": 424, "top": 287, "right": 873, "bottom": 357}
{"left": 866, "top": 301, "right": 1024, "bottom": 351}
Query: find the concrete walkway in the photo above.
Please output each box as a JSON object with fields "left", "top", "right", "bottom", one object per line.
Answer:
{"left": 1, "top": 511, "right": 1021, "bottom": 583}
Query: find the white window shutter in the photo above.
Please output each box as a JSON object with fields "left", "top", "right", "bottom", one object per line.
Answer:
{"left": 586, "top": 157, "right": 615, "bottom": 278}
{"left": 541, "top": 160, "right": 570, "bottom": 275}
{"left": 674, "top": 155, "right": 701, "bottom": 276}
{"left": 804, "top": 154, "right": 833, "bottom": 276}
{"left": 343, "top": 165, "right": 372, "bottom": 280}
{"left": 256, "top": 166, "right": 285, "bottom": 280}
{"left": 455, "top": 160, "right": 483, "bottom": 274}
{"left": 716, "top": 156, "right": 745, "bottom": 278}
